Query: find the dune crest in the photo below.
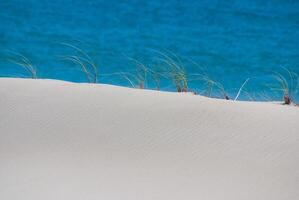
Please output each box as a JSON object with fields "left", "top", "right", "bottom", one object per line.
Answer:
{"left": 0, "top": 78, "right": 298, "bottom": 200}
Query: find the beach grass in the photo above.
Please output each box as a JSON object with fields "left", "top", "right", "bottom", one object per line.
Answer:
{"left": 1, "top": 46, "right": 298, "bottom": 106}
{"left": 6, "top": 51, "right": 37, "bottom": 79}
{"left": 152, "top": 50, "right": 189, "bottom": 92}
{"left": 59, "top": 43, "right": 99, "bottom": 83}
{"left": 269, "top": 68, "right": 298, "bottom": 105}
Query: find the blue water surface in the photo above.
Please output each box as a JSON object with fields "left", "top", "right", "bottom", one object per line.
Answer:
{"left": 0, "top": 0, "right": 298, "bottom": 100}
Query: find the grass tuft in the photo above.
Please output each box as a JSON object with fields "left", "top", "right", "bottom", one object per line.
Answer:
{"left": 6, "top": 51, "right": 37, "bottom": 79}
{"left": 152, "top": 50, "right": 188, "bottom": 92}
{"left": 127, "top": 57, "right": 149, "bottom": 89}
{"left": 59, "top": 43, "right": 99, "bottom": 83}
{"left": 2, "top": 46, "right": 299, "bottom": 105}
{"left": 270, "top": 67, "right": 298, "bottom": 105}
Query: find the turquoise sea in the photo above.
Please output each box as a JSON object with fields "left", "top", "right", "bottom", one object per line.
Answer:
{"left": 0, "top": 0, "right": 298, "bottom": 100}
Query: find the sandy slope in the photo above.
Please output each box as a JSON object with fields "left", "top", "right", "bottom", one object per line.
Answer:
{"left": 0, "top": 78, "right": 298, "bottom": 200}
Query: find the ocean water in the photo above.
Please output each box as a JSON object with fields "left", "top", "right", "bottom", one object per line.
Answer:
{"left": 0, "top": 0, "right": 298, "bottom": 100}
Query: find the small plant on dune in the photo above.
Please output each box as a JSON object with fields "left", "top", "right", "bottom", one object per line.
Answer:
{"left": 151, "top": 68, "right": 162, "bottom": 90}
{"left": 118, "top": 67, "right": 148, "bottom": 89}
{"left": 121, "top": 52, "right": 190, "bottom": 92}
{"left": 149, "top": 66, "right": 169, "bottom": 91}
{"left": 172, "top": 68, "right": 188, "bottom": 92}
{"left": 59, "top": 43, "right": 99, "bottom": 83}
{"left": 189, "top": 72, "right": 230, "bottom": 99}
{"left": 119, "top": 70, "right": 148, "bottom": 89}
{"left": 6, "top": 51, "right": 37, "bottom": 79}
{"left": 182, "top": 58, "right": 230, "bottom": 99}
{"left": 271, "top": 68, "right": 298, "bottom": 105}
{"left": 127, "top": 57, "right": 149, "bottom": 89}
{"left": 190, "top": 64, "right": 250, "bottom": 100}
{"left": 153, "top": 50, "right": 188, "bottom": 92}
{"left": 276, "top": 74, "right": 291, "bottom": 104}
{"left": 119, "top": 57, "right": 149, "bottom": 89}
{"left": 203, "top": 76, "right": 229, "bottom": 100}
{"left": 119, "top": 72, "right": 137, "bottom": 88}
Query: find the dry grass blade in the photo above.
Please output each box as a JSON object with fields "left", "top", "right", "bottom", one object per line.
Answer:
{"left": 154, "top": 51, "right": 188, "bottom": 92}
{"left": 119, "top": 72, "right": 136, "bottom": 88}
{"left": 234, "top": 78, "right": 250, "bottom": 101}
{"left": 126, "top": 57, "right": 149, "bottom": 89}
{"left": 60, "top": 43, "right": 99, "bottom": 83}
{"left": 190, "top": 73, "right": 229, "bottom": 99}
{"left": 6, "top": 51, "right": 37, "bottom": 79}
{"left": 150, "top": 67, "right": 168, "bottom": 91}
{"left": 271, "top": 68, "right": 298, "bottom": 105}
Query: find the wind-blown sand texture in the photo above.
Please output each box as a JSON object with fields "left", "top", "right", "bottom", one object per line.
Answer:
{"left": 0, "top": 78, "right": 298, "bottom": 200}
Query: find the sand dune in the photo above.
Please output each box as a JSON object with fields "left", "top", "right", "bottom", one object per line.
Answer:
{"left": 0, "top": 78, "right": 298, "bottom": 200}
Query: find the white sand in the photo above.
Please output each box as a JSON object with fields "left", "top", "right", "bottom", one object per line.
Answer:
{"left": 0, "top": 78, "right": 298, "bottom": 200}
